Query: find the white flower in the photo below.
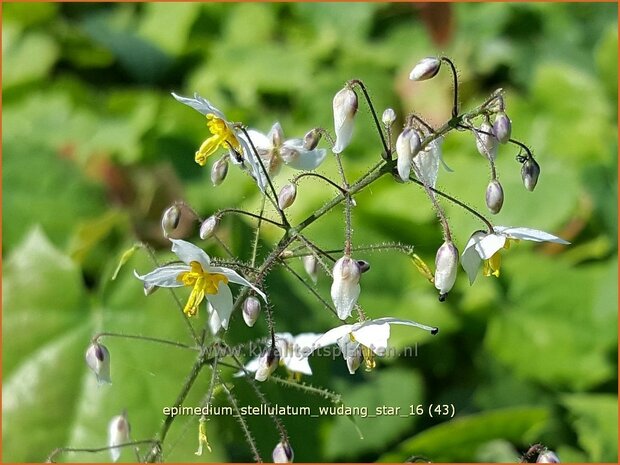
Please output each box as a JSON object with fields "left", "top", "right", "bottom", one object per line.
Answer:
{"left": 272, "top": 440, "right": 294, "bottom": 463}
{"left": 134, "top": 239, "right": 266, "bottom": 324}
{"left": 330, "top": 256, "right": 362, "bottom": 320}
{"left": 241, "top": 333, "right": 321, "bottom": 377}
{"left": 332, "top": 87, "right": 358, "bottom": 153}
{"left": 396, "top": 128, "right": 420, "bottom": 182}
{"left": 85, "top": 342, "right": 111, "bottom": 385}
{"left": 412, "top": 138, "right": 443, "bottom": 188}
{"left": 434, "top": 241, "right": 459, "bottom": 299}
{"left": 309, "top": 318, "right": 438, "bottom": 374}
{"left": 108, "top": 412, "right": 130, "bottom": 462}
{"left": 461, "top": 226, "right": 570, "bottom": 284}
{"left": 247, "top": 122, "right": 328, "bottom": 175}
{"left": 254, "top": 349, "right": 280, "bottom": 382}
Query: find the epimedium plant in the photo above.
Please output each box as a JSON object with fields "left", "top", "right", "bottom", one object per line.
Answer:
{"left": 50, "top": 56, "right": 568, "bottom": 463}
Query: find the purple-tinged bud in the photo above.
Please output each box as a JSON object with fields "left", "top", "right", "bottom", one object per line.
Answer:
{"left": 485, "top": 179, "right": 504, "bottom": 214}
{"left": 161, "top": 205, "right": 181, "bottom": 237}
{"left": 409, "top": 57, "right": 441, "bottom": 81}
{"left": 332, "top": 87, "right": 358, "bottom": 154}
{"left": 493, "top": 111, "right": 512, "bottom": 144}
{"left": 303, "top": 128, "right": 321, "bottom": 151}
{"left": 272, "top": 440, "right": 294, "bottom": 463}
{"left": 210, "top": 156, "right": 229, "bottom": 186}
{"left": 434, "top": 241, "right": 459, "bottom": 301}
{"left": 242, "top": 296, "right": 261, "bottom": 327}
{"left": 331, "top": 256, "right": 362, "bottom": 320}
{"left": 537, "top": 450, "right": 560, "bottom": 463}
{"left": 199, "top": 215, "right": 219, "bottom": 240}
{"left": 396, "top": 128, "right": 421, "bottom": 182}
{"left": 108, "top": 412, "right": 131, "bottom": 462}
{"left": 476, "top": 121, "right": 498, "bottom": 160}
{"left": 278, "top": 183, "right": 297, "bottom": 210}
{"left": 521, "top": 157, "right": 540, "bottom": 192}
{"left": 302, "top": 255, "right": 319, "bottom": 283}
{"left": 85, "top": 342, "right": 111, "bottom": 385}
{"left": 382, "top": 108, "right": 396, "bottom": 127}
{"left": 255, "top": 348, "right": 280, "bottom": 382}
{"left": 357, "top": 260, "right": 371, "bottom": 273}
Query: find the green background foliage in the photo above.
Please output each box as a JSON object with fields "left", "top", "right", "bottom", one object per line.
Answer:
{"left": 2, "top": 3, "right": 618, "bottom": 463}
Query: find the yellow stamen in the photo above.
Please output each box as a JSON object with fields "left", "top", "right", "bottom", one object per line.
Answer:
{"left": 177, "top": 261, "right": 228, "bottom": 316}
{"left": 411, "top": 253, "right": 434, "bottom": 283}
{"left": 194, "top": 114, "right": 240, "bottom": 166}
{"left": 195, "top": 418, "right": 212, "bottom": 455}
{"left": 361, "top": 345, "right": 376, "bottom": 372}
{"left": 482, "top": 239, "right": 517, "bottom": 278}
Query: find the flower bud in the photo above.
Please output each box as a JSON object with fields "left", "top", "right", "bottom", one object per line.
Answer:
{"left": 143, "top": 282, "right": 158, "bottom": 296}
{"left": 85, "top": 342, "right": 111, "bottom": 385}
{"left": 396, "top": 128, "right": 421, "bottom": 182}
{"left": 303, "top": 128, "right": 321, "bottom": 150}
{"left": 108, "top": 412, "right": 131, "bottom": 462}
{"left": 357, "top": 260, "right": 371, "bottom": 273}
{"left": 332, "top": 87, "right": 358, "bottom": 154}
{"left": 476, "top": 121, "right": 498, "bottom": 160}
{"left": 493, "top": 111, "right": 512, "bottom": 144}
{"left": 345, "top": 348, "right": 363, "bottom": 374}
{"left": 255, "top": 348, "right": 280, "bottom": 382}
{"left": 331, "top": 256, "right": 362, "bottom": 320}
{"left": 521, "top": 157, "right": 540, "bottom": 192}
{"left": 434, "top": 241, "right": 459, "bottom": 301}
{"left": 161, "top": 205, "right": 181, "bottom": 237}
{"left": 409, "top": 57, "right": 441, "bottom": 81}
{"left": 302, "top": 255, "right": 318, "bottom": 283}
{"left": 537, "top": 450, "right": 560, "bottom": 463}
{"left": 381, "top": 108, "right": 396, "bottom": 127}
{"left": 272, "top": 440, "right": 294, "bottom": 463}
{"left": 485, "top": 179, "right": 504, "bottom": 214}
{"left": 270, "top": 122, "right": 284, "bottom": 148}
{"left": 199, "top": 215, "right": 219, "bottom": 240}
{"left": 210, "top": 156, "right": 229, "bottom": 186}
{"left": 242, "top": 296, "right": 261, "bottom": 327}
{"left": 278, "top": 183, "right": 297, "bottom": 210}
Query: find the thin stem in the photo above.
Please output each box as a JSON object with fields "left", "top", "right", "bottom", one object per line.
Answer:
{"left": 251, "top": 196, "right": 267, "bottom": 268}
{"left": 292, "top": 172, "right": 348, "bottom": 195}
{"left": 93, "top": 332, "right": 198, "bottom": 351}
{"left": 213, "top": 233, "right": 235, "bottom": 258}
{"left": 349, "top": 79, "right": 391, "bottom": 159}
{"left": 47, "top": 440, "right": 160, "bottom": 463}
{"left": 218, "top": 208, "right": 284, "bottom": 229}
{"left": 283, "top": 242, "right": 416, "bottom": 258}
{"left": 440, "top": 56, "right": 459, "bottom": 117}
{"left": 279, "top": 259, "right": 339, "bottom": 318}
{"left": 406, "top": 113, "right": 436, "bottom": 134}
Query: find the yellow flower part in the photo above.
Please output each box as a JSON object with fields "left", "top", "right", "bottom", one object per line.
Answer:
{"left": 195, "top": 418, "right": 212, "bottom": 456}
{"left": 361, "top": 345, "right": 376, "bottom": 372}
{"left": 177, "top": 261, "right": 229, "bottom": 316}
{"left": 195, "top": 114, "right": 241, "bottom": 166}
{"left": 482, "top": 238, "right": 519, "bottom": 278}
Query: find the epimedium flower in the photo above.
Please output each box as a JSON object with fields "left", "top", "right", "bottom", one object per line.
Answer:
{"left": 134, "top": 239, "right": 266, "bottom": 322}
{"left": 85, "top": 341, "right": 111, "bottom": 385}
{"left": 332, "top": 86, "right": 358, "bottom": 153}
{"left": 309, "top": 318, "right": 438, "bottom": 374}
{"left": 331, "top": 256, "right": 362, "bottom": 320}
{"left": 247, "top": 122, "right": 328, "bottom": 175}
{"left": 461, "top": 226, "right": 570, "bottom": 284}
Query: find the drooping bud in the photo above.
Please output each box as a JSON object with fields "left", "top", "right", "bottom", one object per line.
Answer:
{"left": 255, "top": 348, "right": 280, "bottom": 382}
{"left": 199, "top": 215, "right": 219, "bottom": 240}
{"left": 476, "top": 121, "right": 498, "bottom": 160}
{"left": 242, "top": 296, "right": 261, "bottom": 327}
{"left": 493, "top": 111, "right": 512, "bottom": 144}
{"left": 108, "top": 412, "right": 131, "bottom": 462}
{"left": 345, "top": 347, "right": 363, "bottom": 374}
{"left": 331, "top": 256, "right": 362, "bottom": 320}
{"left": 485, "top": 179, "right": 504, "bottom": 214}
{"left": 396, "top": 128, "right": 421, "bottom": 182}
{"left": 278, "top": 183, "right": 297, "bottom": 210}
{"left": 303, "top": 128, "right": 321, "bottom": 150}
{"left": 409, "top": 57, "right": 441, "bottom": 81}
{"left": 270, "top": 122, "right": 284, "bottom": 148}
{"left": 521, "top": 157, "right": 540, "bottom": 192}
{"left": 272, "top": 440, "right": 294, "bottom": 463}
{"left": 434, "top": 241, "right": 459, "bottom": 301}
{"left": 537, "top": 450, "right": 560, "bottom": 463}
{"left": 210, "top": 156, "right": 229, "bottom": 186}
{"left": 357, "top": 260, "right": 371, "bottom": 273}
{"left": 381, "top": 108, "right": 396, "bottom": 127}
{"left": 85, "top": 341, "right": 111, "bottom": 385}
{"left": 332, "top": 87, "right": 358, "bottom": 154}
{"left": 302, "top": 255, "right": 318, "bottom": 283}
{"left": 161, "top": 205, "right": 181, "bottom": 237}
{"left": 143, "top": 282, "right": 158, "bottom": 296}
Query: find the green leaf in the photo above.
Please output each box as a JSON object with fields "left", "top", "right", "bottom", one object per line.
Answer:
{"left": 2, "top": 27, "right": 59, "bottom": 88}
{"left": 562, "top": 394, "right": 618, "bottom": 462}
{"left": 379, "top": 407, "right": 550, "bottom": 462}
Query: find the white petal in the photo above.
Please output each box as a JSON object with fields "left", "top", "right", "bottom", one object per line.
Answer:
{"left": 238, "top": 133, "right": 269, "bottom": 192}
{"left": 370, "top": 317, "right": 438, "bottom": 334}
{"left": 133, "top": 265, "right": 188, "bottom": 288}
{"left": 333, "top": 117, "right": 354, "bottom": 154}
{"left": 247, "top": 129, "right": 272, "bottom": 151}
{"left": 171, "top": 92, "right": 226, "bottom": 120}
{"left": 283, "top": 355, "right": 313, "bottom": 375}
{"left": 397, "top": 147, "right": 413, "bottom": 182}
{"left": 413, "top": 141, "right": 440, "bottom": 188}
{"left": 494, "top": 226, "right": 570, "bottom": 244}
{"left": 208, "top": 266, "right": 267, "bottom": 302}
{"left": 337, "top": 336, "right": 362, "bottom": 374}
{"left": 170, "top": 239, "right": 211, "bottom": 269}
{"left": 330, "top": 257, "right": 361, "bottom": 320}
{"left": 310, "top": 325, "right": 353, "bottom": 352}
{"left": 475, "top": 233, "right": 506, "bottom": 260}
{"left": 268, "top": 122, "right": 284, "bottom": 147}
{"left": 206, "top": 283, "right": 233, "bottom": 330}
{"left": 352, "top": 322, "right": 390, "bottom": 356}
{"left": 235, "top": 356, "right": 261, "bottom": 377}
{"left": 283, "top": 142, "right": 328, "bottom": 171}
{"left": 208, "top": 303, "right": 223, "bottom": 335}
{"left": 461, "top": 243, "right": 482, "bottom": 285}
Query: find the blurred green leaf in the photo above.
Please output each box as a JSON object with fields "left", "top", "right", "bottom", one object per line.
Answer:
{"left": 2, "top": 27, "right": 59, "bottom": 88}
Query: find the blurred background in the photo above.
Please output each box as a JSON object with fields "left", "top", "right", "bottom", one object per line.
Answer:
{"left": 2, "top": 2, "right": 618, "bottom": 463}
